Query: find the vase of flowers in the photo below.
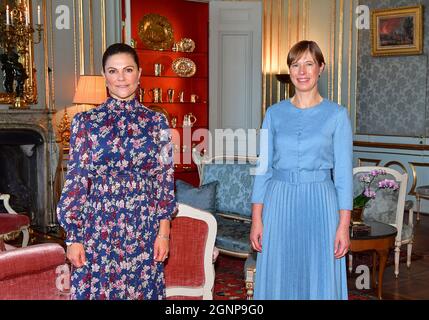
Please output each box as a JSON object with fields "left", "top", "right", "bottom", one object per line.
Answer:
{"left": 352, "top": 169, "right": 399, "bottom": 225}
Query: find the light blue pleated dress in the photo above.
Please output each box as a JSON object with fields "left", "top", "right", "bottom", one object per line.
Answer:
{"left": 251, "top": 99, "right": 353, "bottom": 300}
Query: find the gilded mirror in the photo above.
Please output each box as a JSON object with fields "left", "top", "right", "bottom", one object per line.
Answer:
{"left": 0, "top": 0, "right": 37, "bottom": 105}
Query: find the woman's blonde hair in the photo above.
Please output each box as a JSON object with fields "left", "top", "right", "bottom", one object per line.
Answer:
{"left": 287, "top": 40, "right": 325, "bottom": 68}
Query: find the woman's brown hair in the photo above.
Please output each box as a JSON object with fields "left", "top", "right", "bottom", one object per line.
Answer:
{"left": 287, "top": 40, "right": 325, "bottom": 68}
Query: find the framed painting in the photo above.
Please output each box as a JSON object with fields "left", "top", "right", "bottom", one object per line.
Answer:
{"left": 371, "top": 5, "right": 423, "bottom": 56}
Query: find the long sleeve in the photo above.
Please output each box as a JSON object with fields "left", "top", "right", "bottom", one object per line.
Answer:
{"left": 154, "top": 115, "right": 177, "bottom": 220}
{"left": 56, "top": 112, "right": 90, "bottom": 243}
{"left": 251, "top": 108, "right": 274, "bottom": 203}
{"left": 333, "top": 107, "right": 353, "bottom": 210}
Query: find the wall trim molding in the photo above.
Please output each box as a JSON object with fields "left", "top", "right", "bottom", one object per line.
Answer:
{"left": 354, "top": 141, "right": 429, "bottom": 151}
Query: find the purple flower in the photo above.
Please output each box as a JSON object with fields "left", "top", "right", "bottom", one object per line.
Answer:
{"left": 378, "top": 179, "right": 399, "bottom": 190}
{"left": 355, "top": 171, "right": 399, "bottom": 209}
{"left": 363, "top": 188, "right": 376, "bottom": 199}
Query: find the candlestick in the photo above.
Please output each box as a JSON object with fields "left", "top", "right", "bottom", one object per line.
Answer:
{"left": 37, "top": 5, "right": 41, "bottom": 25}
{"left": 25, "top": 6, "right": 29, "bottom": 25}
{"left": 6, "top": 5, "right": 10, "bottom": 25}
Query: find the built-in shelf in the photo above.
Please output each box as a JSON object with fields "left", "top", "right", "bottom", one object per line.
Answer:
{"left": 141, "top": 75, "right": 208, "bottom": 80}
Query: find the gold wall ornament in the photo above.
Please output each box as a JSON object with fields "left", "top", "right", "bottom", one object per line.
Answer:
{"left": 172, "top": 57, "right": 196, "bottom": 77}
{"left": 57, "top": 108, "right": 71, "bottom": 149}
{"left": 138, "top": 13, "right": 174, "bottom": 51}
{"left": 10, "top": 95, "right": 29, "bottom": 109}
{"left": 0, "top": 0, "right": 40, "bottom": 106}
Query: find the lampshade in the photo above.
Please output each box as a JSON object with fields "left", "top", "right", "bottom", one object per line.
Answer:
{"left": 72, "top": 75, "right": 107, "bottom": 105}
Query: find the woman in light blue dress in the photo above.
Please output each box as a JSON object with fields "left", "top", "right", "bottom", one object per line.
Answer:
{"left": 250, "top": 40, "right": 352, "bottom": 300}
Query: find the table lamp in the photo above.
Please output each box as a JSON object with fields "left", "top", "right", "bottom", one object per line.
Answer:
{"left": 58, "top": 75, "right": 107, "bottom": 150}
{"left": 72, "top": 75, "right": 107, "bottom": 108}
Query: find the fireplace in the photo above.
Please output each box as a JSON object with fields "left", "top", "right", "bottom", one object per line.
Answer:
{"left": 0, "top": 109, "right": 59, "bottom": 232}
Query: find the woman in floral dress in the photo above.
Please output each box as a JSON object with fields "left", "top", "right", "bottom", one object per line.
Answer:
{"left": 57, "top": 43, "right": 177, "bottom": 300}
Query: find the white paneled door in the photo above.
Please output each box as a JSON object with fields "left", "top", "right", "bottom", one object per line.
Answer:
{"left": 209, "top": 1, "right": 262, "bottom": 157}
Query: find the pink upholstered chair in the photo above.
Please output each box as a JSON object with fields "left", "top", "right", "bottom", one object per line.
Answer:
{"left": 0, "top": 193, "right": 30, "bottom": 249}
{"left": 0, "top": 243, "right": 70, "bottom": 300}
{"left": 164, "top": 203, "right": 217, "bottom": 300}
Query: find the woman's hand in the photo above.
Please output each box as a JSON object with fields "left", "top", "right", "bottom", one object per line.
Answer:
{"left": 154, "top": 235, "right": 169, "bottom": 262}
{"left": 67, "top": 243, "right": 86, "bottom": 268}
{"left": 250, "top": 220, "right": 263, "bottom": 252}
{"left": 334, "top": 224, "right": 350, "bottom": 259}
{"left": 250, "top": 204, "right": 264, "bottom": 252}
{"left": 154, "top": 219, "right": 170, "bottom": 262}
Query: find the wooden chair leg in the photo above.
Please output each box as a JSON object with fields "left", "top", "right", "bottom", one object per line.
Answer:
{"left": 407, "top": 242, "right": 413, "bottom": 268}
{"left": 348, "top": 253, "right": 353, "bottom": 273}
{"left": 22, "top": 227, "right": 29, "bottom": 247}
{"left": 394, "top": 245, "right": 400, "bottom": 278}
{"left": 416, "top": 195, "right": 421, "bottom": 222}
{"left": 372, "top": 251, "right": 377, "bottom": 289}
{"left": 0, "top": 238, "right": 5, "bottom": 251}
{"left": 245, "top": 267, "right": 255, "bottom": 300}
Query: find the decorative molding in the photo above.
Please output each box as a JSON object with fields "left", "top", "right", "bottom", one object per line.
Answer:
{"left": 354, "top": 141, "right": 429, "bottom": 151}
{"left": 262, "top": 0, "right": 267, "bottom": 118}
{"left": 43, "top": 0, "right": 50, "bottom": 111}
{"left": 73, "top": 0, "right": 78, "bottom": 88}
{"left": 101, "top": 0, "right": 106, "bottom": 54}
{"left": 288, "top": 0, "right": 292, "bottom": 49}
{"left": 296, "top": 0, "right": 299, "bottom": 42}
{"left": 347, "top": 0, "right": 353, "bottom": 112}
{"left": 358, "top": 158, "right": 381, "bottom": 166}
{"left": 337, "top": 0, "right": 344, "bottom": 105}
{"left": 48, "top": 0, "right": 55, "bottom": 111}
{"left": 353, "top": 0, "right": 359, "bottom": 133}
{"left": 268, "top": 0, "right": 273, "bottom": 108}
{"left": 302, "top": 0, "right": 308, "bottom": 40}
{"left": 276, "top": 0, "right": 282, "bottom": 103}
{"left": 329, "top": 0, "right": 336, "bottom": 100}
{"left": 88, "top": 0, "right": 94, "bottom": 74}
{"left": 78, "top": 0, "right": 84, "bottom": 75}
{"left": 124, "top": 0, "right": 131, "bottom": 44}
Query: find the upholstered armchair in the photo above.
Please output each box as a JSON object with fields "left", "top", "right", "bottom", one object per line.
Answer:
{"left": 0, "top": 243, "right": 70, "bottom": 300}
{"left": 0, "top": 193, "right": 30, "bottom": 249}
{"left": 164, "top": 203, "right": 217, "bottom": 300}
{"left": 351, "top": 167, "right": 413, "bottom": 278}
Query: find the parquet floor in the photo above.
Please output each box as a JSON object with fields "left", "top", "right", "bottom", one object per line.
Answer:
{"left": 347, "top": 213, "right": 429, "bottom": 300}
{"left": 382, "top": 213, "right": 429, "bottom": 300}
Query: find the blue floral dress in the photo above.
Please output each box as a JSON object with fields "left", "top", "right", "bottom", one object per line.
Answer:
{"left": 57, "top": 97, "right": 177, "bottom": 300}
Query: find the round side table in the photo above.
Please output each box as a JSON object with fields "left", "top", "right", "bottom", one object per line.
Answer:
{"left": 415, "top": 185, "right": 429, "bottom": 221}
{"left": 349, "top": 221, "right": 397, "bottom": 300}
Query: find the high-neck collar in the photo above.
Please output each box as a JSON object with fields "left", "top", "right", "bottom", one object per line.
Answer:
{"left": 105, "top": 97, "right": 138, "bottom": 112}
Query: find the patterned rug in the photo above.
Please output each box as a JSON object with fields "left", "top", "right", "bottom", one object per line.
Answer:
{"left": 213, "top": 255, "right": 247, "bottom": 300}
{"left": 213, "top": 255, "right": 378, "bottom": 300}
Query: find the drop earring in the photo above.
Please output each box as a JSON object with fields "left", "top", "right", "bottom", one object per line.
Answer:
{"left": 138, "top": 84, "right": 145, "bottom": 103}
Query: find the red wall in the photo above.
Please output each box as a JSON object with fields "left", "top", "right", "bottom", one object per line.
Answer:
{"left": 130, "top": 0, "right": 208, "bottom": 53}
{"left": 129, "top": 0, "right": 209, "bottom": 187}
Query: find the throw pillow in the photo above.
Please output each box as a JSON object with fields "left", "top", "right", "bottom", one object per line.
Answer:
{"left": 175, "top": 180, "right": 218, "bottom": 214}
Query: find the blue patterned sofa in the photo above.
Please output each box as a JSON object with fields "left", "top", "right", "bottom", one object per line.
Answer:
{"left": 192, "top": 150, "right": 257, "bottom": 258}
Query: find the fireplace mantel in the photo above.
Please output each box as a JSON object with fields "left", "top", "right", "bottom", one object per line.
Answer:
{"left": 0, "top": 108, "right": 60, "bottom": 231}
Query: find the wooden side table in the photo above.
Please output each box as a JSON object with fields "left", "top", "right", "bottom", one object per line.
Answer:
{"left": 349, "top": 221, "right": 397, "bottom": 300}
{"left": 415, "top": 185, "right": 429, "bottom": 221}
